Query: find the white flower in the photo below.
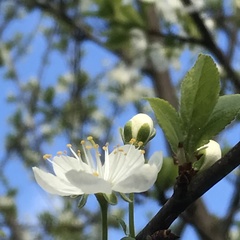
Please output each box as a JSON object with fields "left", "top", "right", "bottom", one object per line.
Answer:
{"left": 108, "top": 63, "right": 139, "bottom": 85}
{"left": 33, "top": 138, "right": 162, "bottom": 196}
{"left": 148, "top": 42, "right": 168, "bottom": 72}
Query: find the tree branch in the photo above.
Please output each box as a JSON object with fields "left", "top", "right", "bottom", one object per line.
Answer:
{"left": 180, "top": 0, "right": 240, "bottom": 90}
{"left": 147, "top": 30, "right": 206, "bottom": 46}
{"left": 136, "top": 141, "right": 240, "bottom": 239}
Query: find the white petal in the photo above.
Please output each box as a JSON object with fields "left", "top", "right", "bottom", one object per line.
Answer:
{"left": 148, "top": 151, "right": 163, "bottom": 171}
{"left": 65, "top": 170, "right": 112, "bottom": 194}
{"left": 33, "top": 167, "right": 83, "bottom": 196}
{"left": 53, "top": 155, "right": 92, "bottom": 180}
{"left": 112, "top": 164, "right": 159, "bottom": 193}
{"left": 107, "top": 145, "right": 144, "bottom": 183}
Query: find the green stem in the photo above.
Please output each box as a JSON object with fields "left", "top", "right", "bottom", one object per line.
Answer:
{"left": 96, "top": 194, "right": 108, "bottom": 240}
{"left": 129, "top": 193, "right": 135, "bottom": 238}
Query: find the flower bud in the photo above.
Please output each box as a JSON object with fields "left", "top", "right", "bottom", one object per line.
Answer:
{"left": 120, "top": 113, "right": 156, "bottom": 147}
{"left": 194, "top": 140, "right": 221, "bottom": 171}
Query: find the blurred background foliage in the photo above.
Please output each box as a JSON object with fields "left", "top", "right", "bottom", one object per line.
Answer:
{"left": 0, "top": 0, "right": 240, "bottom": 239}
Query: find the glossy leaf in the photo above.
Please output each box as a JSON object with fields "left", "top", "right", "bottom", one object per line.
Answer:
{"left": 147, "top": 98, "right": 183, "bottom": 153}
{"left": 194, "top": 94, "right": 240, "bottom": 148}
{"left": 180, "top": 54, "right": 220, "bottom": 153}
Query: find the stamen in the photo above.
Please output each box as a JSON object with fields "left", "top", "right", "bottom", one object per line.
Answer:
{"left": 93, "top": 171, "right": 99, "bottom": 177}
{"left": 67, "top": 143, "right": 80, "bottom": 160}
{"left": 43, "top": 154, "right": 66, "bottom": 171}
{"left": 138, "top": 141, "right": 144, "bottom": 148}
{"left": 57, "top": 151, "right": 63, "bottom": 155}
{"left": 87, "top": 136, "right": 98, "bottom": 150}
{"left": 43, "top": 154, "right": 52, "bottom": 160}
{"left": 102, "top": 146, "right": 107, "bottom": 151}
{"left": 129, "top": 138, "right": 136, "bottom": 144}
{"left": 87, "top": 136, "right": 93, "bottom": 141}
{"left": 81, "top": 140, "right": 95, "bottom": 168}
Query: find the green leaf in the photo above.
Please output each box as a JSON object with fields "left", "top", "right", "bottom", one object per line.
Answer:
{"left": 43, "top": 87, "right": 55, "bottom": 104}
{"left": 194, "top": 94, "right": 240, "bottom": 148}
{"left": 120, "top": 5, "right": 145, "bottom": 28}
{"left": 180, "top": 54, "right": 220, "bottom": 134}
{"left": 147, "top": 98, "right": 183, "bottom": 153}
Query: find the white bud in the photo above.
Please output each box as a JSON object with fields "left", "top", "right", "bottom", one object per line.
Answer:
{"left": 120, "top": 113, "right": 156, "bottom": 146}
{"left": 196, "top": 140, "right": 221, "bottom": 171}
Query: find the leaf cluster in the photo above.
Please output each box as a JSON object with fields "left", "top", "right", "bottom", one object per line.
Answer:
{"left": 148, "top": 54, "right": 240, "bottom": 163}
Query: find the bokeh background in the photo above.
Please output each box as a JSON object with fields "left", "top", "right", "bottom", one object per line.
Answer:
{"left": 0, "top": 0, "right": 240, "bottom": 239}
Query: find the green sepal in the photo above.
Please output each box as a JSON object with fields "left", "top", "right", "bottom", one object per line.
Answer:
{"left": 192, "top": 155, "right": 205, "bottom": 171}
{"left": 115, "top": 216, "right": 128, "bottom": 236}
{"left": 77, "top": 194, "right": 89, "bottom": 209}
{"left": 119, "top": 192, "right": 133, "bottom": 203}
{"left": 70, "top": 195, "right": 79, "bottom": 198}
{"left": 103, "top": 192, "right": 118, "bottom": 205}
{"left": 123, "top": 122, "right": 133, "bottom": 143}
{"left": 136, "top": 123, "right": 151, "bottom": 144}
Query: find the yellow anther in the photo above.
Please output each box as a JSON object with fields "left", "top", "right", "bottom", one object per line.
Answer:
{"left": 57, "top": 151, "right": 63, "bottom": 155}
{"left": 67, "top": 144, "right": 72, "bottom": 148}
{"left": 93, "top": 171, "right": 99, "bottom": 177}
{"left": 87, "top": 136, "right": 93, "bottom": 141}
{"left": 81, "top": 140, "right": 85, "bottom": 145}
{"left": 138, "top": 141, "right": 144, "bottom": 147}
{"left": 77, "top": 150, "right": 81, "bottom": 157}
{"left": 129, "top": 138, "right": 136, "bottom": 144}
{"left": 141, "top": 150, "right": 145, "bottom": 154}
{"left": 43, "top": 154, "right": 52, "bottom": 160}
{"left": 102, "top": 146, "right": 107, "bottom": 151}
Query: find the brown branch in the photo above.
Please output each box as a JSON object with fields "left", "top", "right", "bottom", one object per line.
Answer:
{"left": 147, "top": 30, "right": 206, "bottom": 46}
{"left": 180, "top": 0, "right": 240, "bottom": 91}
{"left": 136, "top": 141, "right": 240, "bottom": 239}
{"left": 22, "top": 0, "right": 123, "bottom": 58}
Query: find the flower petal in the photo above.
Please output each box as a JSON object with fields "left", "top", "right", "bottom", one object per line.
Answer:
{"left": 65, "top": 170, "right": 112, "bottom": 194}
{"left": 107, "top": 145, "right": 145, "bottom": 183}
{"left": 53, "top": 155, "right": 93, "bottom": 180}
{"left": 112, "top": 164, "right": 160, "bottom": 193}
{"left": 148, "top": 151, "right": 163, "bottom": 171}
{"left": 33, "top": 167, "right": 83, "bottom": 196}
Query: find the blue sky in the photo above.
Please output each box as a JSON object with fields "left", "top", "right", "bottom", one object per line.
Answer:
{"left": 1, "top": 5, "right": 240, "bottom": 240}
